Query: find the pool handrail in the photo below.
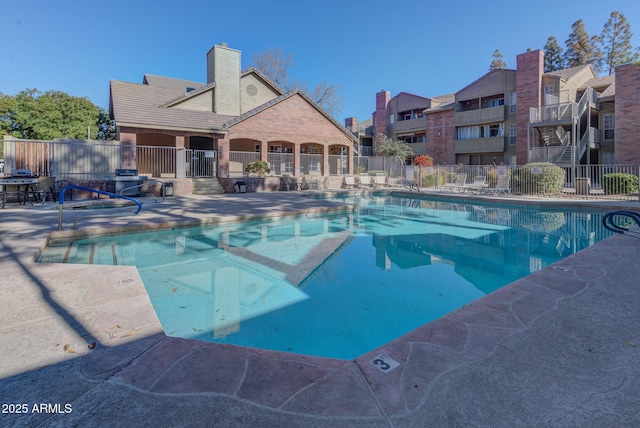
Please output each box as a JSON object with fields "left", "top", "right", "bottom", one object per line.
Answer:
{"left": 602, "top": 210, "right": 640, "bottom": 239}
{"left": 57, "top": 185, "right": 142, "bottom": 231}
{"left": 118, "top": 179, "right": 165, "bottom": 203}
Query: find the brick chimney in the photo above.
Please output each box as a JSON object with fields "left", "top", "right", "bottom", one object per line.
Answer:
{"left": 374, "top": 90, "right": 390, "bottom": 149}
{"left": 614, "top": 64, "right": 640, "bottom": 163}
{"left": 515, "top": 49, "right": 544, "bottom": 165}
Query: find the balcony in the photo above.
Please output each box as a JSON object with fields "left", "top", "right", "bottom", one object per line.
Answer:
{"left": 529, "top": 103, "right": 577, "bottom": 124}
{"left": 454, "top": 137, "right": 505, "bottom": 154}
{"left": 406, "top": 142, "right": 427, "bottom": 155}
{"left": 392, "top": 116, "right": 426, "bottom": 132}
{"left": 454, "top": 106, "right": 505, "bottom": 126}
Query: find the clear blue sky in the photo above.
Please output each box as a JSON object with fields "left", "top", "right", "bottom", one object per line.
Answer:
{"left": 3, "top": 0, "right": 639, "bottom": 123}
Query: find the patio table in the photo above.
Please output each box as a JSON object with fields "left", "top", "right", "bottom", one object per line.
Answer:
{"left": 0, "top": 177, "right": 39, "bottom": 208}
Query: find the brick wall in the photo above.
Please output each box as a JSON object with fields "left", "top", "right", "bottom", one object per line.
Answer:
{"left": 614, "top": 64, "right": 640, "bottom": 164}
{"left": 425, "top": 109, "right": 455, "bottom": 164}
{"left": 516, "top": 49, "right": 543, "bottom": 165}
{"left": 229, "top": 94, "right": 354, "bottom": 145}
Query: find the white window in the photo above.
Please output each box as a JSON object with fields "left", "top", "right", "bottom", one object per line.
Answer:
{"left": 309, "top": 162, "right": 321, "bottom": 172}
{"left": 509, "top": 92, "right": 516, "bottom": 113}
{"left": 488, "top": 98, "right": 504, "bottom": 107}
{"left": 604, "top": 114, "right": 615, "bottom": 140}
{"left": 510, "top": 124, "right": 517, "bottom": 145}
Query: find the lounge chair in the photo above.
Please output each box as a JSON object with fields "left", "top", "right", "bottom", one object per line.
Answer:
{"left": 358, "top": 173, "right": 373, "bottom": 188}
{"left": 342, "top": 175, "right": 357, "bottom": 189}
{"left": 464, "top": 176, "right": 487, "bottom": 193}
{"left": 373, "top": 173, "right": 387, "bottom": 188}
{"left": 481, "top": 175, "right": 511, "bottom": 196}
{"left": 439, "top": 173, "right": 467, "bottom": 192}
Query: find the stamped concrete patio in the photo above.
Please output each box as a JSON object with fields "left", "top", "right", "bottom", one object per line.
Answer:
{"left": 0, "top": 192, "right": 639, "bottom": 427}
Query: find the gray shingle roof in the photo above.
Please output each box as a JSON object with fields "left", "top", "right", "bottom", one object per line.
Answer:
{"left": 110, "top": 80, "right": 234, "bottom": 133}
{"left": 545, "top": 64, "right": 593, "bottom": 81}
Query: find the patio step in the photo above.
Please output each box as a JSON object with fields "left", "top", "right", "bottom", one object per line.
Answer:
{"left": 192, "top": 178, "right": 225, "bottom": 195}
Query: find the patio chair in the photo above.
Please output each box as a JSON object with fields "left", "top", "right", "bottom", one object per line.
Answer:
{"left": 358, "top": 173, "right": 373, "bottom": 188}
{"left": 481, "top": 175, "right": 511, "bottom": 196}
{"left": 29, "top": 176, "right": 56, "bottom": 204}
{"left": 342, "top": 175, "right": 357, "bottom": 189}
{"left": 282, "top": 175, "right": 297, "bottom": 191}
{"left": 439, "top": 173, "right": 467, "bottom": 192}
{"left": 464, "top": 176, "right": 487, "bottom": 193}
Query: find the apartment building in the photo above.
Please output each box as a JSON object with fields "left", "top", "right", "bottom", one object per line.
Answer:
{"left": 357, "top": 48, "right": 640, "bottom": 166}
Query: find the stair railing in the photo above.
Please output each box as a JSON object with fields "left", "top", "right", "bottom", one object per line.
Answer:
{"left": 57, "top": 185, "right": 142, "bottom": 231}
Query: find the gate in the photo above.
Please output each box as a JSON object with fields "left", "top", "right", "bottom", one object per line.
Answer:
{"left": 187, "top": 149, "right": 217, "bottom": 177}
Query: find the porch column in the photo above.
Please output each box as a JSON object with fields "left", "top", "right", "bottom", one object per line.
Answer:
{"left": 260, "top": 140, "right": 268, "bottom": 163}
{"left": 323, "top": 144, "right": 330, "bottom": 176}
{"left": 294, "top": 142, "right": 301, "bottom": 176}
{"left": 348, "top": 144, "right": 354, "bottom": 174}
{"left": 175, "top": 135, "right": 186, "bottom": 178}
{"left": 217, "top": 135, "right": 230, "bottom": 178}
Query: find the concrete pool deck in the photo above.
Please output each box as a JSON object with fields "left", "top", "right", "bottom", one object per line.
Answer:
{"left": 1, "top": 191, "right": 639, "bottom": 427}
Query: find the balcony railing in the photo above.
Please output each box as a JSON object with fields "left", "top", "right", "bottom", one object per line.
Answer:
{"left": 454, "top": 106, "right": 505, "bottom": 125}
{"left": 393, "top": 117, "right": 427, "bottom": 132}
{"left": 454, "top": 136, "right": 505, "bottom": 154}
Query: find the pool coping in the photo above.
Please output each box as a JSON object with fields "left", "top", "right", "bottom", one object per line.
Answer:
{"left": 2, "top": 191, "right": 640, "bottom": 426}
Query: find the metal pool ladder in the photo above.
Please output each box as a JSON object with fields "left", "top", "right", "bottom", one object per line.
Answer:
{"left": 57, "top": 185, "right": 142, "bottom": 231}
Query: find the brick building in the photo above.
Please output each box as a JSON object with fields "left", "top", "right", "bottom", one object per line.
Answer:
{"left": 356, "top": 48, "right": 640, "bottom": 167}
{"left": 110, "top": 43, "right": 357, "bottom": 194}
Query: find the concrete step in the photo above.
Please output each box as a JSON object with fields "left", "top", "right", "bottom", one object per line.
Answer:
{"left": 192, "top": 178, "right": 225, "bottom": 195}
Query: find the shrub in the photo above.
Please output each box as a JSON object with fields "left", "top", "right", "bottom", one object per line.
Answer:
{"left": 601, "top": 173, "right": 639, "bottom": 194}
{"left": 413, "top": 155, "right": 434, "bottom": 167}
{"left": 513, "top": 162, "right": 564, "bottom": 194}
{"left": 245, "top": 160, "right": 270, "bottom": 176}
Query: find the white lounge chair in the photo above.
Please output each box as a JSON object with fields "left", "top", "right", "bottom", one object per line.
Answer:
{"left": 464, "top": 176, "right": 487, "bottom": 193}
{"left": 343, "top": 175, "right": 357, "bottom": 189}
{"left": 373, "top": 173, "right": 387, "bottom": 188}
{"left": 440, "top": 173, "right": 467, "bottom": 192}
{"left": 481, "top": 175, "right": 511, "bottom": 196}
{"left": 358, "top": 173, "right": 373, "bottom": 188}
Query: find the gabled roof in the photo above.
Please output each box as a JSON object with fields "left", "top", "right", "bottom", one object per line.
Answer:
{"left": 143, "top": 74, "right": 204, "bottom": 90}
{"left": 222, "top": 89, "right": 357, "bottom": 143}
{"left": 110, "top": 79, "right": 234, "bottom": 133}
{"left": 241, "top": 67, "right": 284, "bottom": 96}
{"left": 423, "top": 93, "right": 456, "bottom": 114}
{"left": 544, "top": 64, "right": 594, "bottom": 81}
{"left": 160, "top": 81, "right": 216, "bottom": 108}
{"left": 455, "top": 68, "right": 516, "bottom": 98}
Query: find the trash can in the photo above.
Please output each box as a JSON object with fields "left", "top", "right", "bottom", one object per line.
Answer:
{"left": 234, "top": 180, "right": 246, "bottom": 193}
{"left": 163, "top": 182, "right": 174, "bottom": 196}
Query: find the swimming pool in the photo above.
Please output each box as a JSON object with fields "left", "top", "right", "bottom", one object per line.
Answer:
{"left": 37, "top": 194, "right": 613, "bottom": 359}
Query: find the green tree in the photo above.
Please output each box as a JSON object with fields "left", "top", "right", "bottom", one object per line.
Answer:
{"left": 600, "top": 11, "right": 639, "bottom": 75}
{"left": 0, "top": 89, "right": 103, "bottom": 140}
{"left": 564, "top": 19, "right": 603, "bottom": 73}
{"left": 489, "top": 49, "right": 507, "bottom": 71}
{"left": 250, "top": 48, "right": 343, "bottom": 118}
{"left": 543, "top": 36, "right": 565, "bottom": 71}
{"left": 375, "top": 133, "right": 413, "bottom": 163}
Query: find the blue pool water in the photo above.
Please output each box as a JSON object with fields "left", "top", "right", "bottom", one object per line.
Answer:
{"left": 37, "top": 195, "right": 613, "bottom": 359}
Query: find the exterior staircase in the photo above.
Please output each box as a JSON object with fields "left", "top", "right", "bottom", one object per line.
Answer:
{"left": 192, "top": 178, "right": 225, "bottom": 195}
